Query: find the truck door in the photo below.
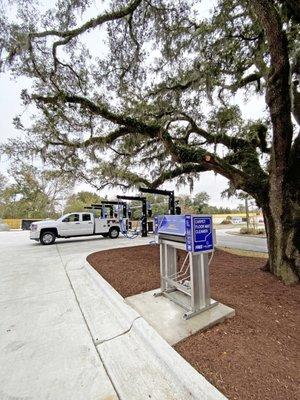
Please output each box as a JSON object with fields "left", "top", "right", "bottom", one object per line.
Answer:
{"left": 60, "top": 213, "right": 81, "bottom": 236}
{"left": 80, "top": 213, "right": 94, "bottom": 235}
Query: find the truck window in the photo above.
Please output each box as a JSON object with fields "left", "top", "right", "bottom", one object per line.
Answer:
{"left": 82, "top": 213, "right": 91, "bottom": 221}
{"left": 63, "top": 214, "right": 79, "bottom": 222}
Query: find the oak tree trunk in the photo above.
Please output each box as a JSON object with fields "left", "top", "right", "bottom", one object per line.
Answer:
{"left": 262, "top": 199, "right": 299, "bottom": 284}
{"left": 250, "top": 1, "right": 299, "bottom": 284}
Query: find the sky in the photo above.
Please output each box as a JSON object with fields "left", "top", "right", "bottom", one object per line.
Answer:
{"left": 0, "top": 0, "right": 266, "bottom": 209}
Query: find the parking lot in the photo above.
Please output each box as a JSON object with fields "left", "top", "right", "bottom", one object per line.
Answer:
{"left": 0, "top": 231, "right": 148, "bottom": 400}
{"left": 0, "top": 231, "right": 226, "bottom": 400}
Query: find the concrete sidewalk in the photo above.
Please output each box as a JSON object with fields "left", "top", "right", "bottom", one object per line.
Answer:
{"left": 0, "top": 231, "right": 227, "bottom": 399}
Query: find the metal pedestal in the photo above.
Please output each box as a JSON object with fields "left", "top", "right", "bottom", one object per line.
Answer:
{"left": 155, "top": 238, "right": 218, "bottom": 319}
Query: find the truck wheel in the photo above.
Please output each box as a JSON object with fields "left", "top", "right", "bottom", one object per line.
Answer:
{"left": 109, "top": 227, "right": 119, "bottom": 239}
{"left": 102, "top": 233, "right": 109, "bottom": 238}
{"left": 40, "top": 231, "right": 56, "bottom": 245}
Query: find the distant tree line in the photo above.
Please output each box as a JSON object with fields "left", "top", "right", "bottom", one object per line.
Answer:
{"left": 0, "top": 165, "right": 73, "bottom": 219}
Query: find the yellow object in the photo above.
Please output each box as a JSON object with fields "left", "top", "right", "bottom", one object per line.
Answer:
{"left": 3, "top": 219, "right": 22, "bottom": 229}
{"left": 212, "top": 212, "right": 258, "bottom": 219}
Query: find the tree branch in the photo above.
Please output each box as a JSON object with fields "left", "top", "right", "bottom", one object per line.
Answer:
{"left": 228, "top": 72, "right": 262, "bottom": 91}
{"left": 179, "top": 112, "right": 257, "bottom": 152}
{"left": 46, "top": 126, "right": 132, "bottom": 148}
{"left": 159, "top": 128, "right": 268, "bottom": 198}
{"left": 32, "top": 92, "right": 160, "bottom": 137}
{"left": 25, "top": 0, "right": 143, "bottom": 74}
{"left": 29, "top": 0, "right": 142, "bottom": 41}
{"left": 150, "top": 163, "right": 206, "bottom": 188}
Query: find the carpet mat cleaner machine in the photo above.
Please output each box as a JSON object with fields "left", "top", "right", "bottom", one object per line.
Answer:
{"left": 154, "top": 214, "right": 217, "bottom": 319}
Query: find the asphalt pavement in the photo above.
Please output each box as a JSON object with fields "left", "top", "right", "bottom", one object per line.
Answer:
{"left": 216, "top": 228, "right": 268, "bottom": 253}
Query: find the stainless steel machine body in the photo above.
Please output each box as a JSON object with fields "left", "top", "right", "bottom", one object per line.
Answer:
{"left": 155, "top": 215, "right": 217, "bottom": 319}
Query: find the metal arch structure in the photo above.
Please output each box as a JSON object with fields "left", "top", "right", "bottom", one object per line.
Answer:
{"left": 117, "top": 195, "right": 148, "bottom": 237}
{"left": 91, "top": 201, "right": 127, "bottom": 219}
{"left": 139, "top": 187, "right": 179, "bottom": 215}
{"left": 84, "top": 204, "right": 114, "bottom": 218}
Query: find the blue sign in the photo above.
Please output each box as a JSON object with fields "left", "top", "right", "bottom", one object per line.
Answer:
{"left": 185, "top": 215, "right": 213, "bottom": 253}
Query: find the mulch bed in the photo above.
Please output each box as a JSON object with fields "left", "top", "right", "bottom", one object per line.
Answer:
{"left": 87, "top": 245, "right": 300, "bottom": 400}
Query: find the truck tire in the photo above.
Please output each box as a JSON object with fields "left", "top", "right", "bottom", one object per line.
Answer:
{"left": 40, "top": 231, "right": 56, "bottom": 245}
{"left": 109, "top": 227, "right": 119, "bottom": 239}
{"left": 101, "top": 233, "right": 109, "bottom": 238}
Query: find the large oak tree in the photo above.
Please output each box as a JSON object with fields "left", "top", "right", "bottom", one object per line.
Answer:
{"left": 1, "top": 0, "right": 299, "bottom": 282}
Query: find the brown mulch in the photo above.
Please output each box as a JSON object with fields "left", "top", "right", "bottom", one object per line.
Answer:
{"left": 87, "top": 245, "right": 300, "bottom": 400}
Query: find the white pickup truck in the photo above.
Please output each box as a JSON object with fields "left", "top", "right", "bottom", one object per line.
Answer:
{"left": 30, "top": 212, "right": 121, "bottom": 245}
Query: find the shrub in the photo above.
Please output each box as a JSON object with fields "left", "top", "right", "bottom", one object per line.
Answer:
{"left": 240, "top": 227, "right": 266, "bottom": 235}
{"left": 221, "top": 219, "right": 232, "bottom": 224}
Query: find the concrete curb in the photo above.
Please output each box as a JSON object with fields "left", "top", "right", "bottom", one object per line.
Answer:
{"left": 66, "top": 261, "right": 139, "bottom": 345}
{"left": 68, "top": 259, "right": 228, "bottom": 399}
{"left": 98, "top": 317, "right": 227, "bottom": 400}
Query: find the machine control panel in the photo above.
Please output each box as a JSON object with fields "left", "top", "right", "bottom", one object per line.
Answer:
{"left": 156, "top": 214, "right": 214, "bottom": 253}
{"left": 155, "top": 215, "right": 186, "bottom": 236}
